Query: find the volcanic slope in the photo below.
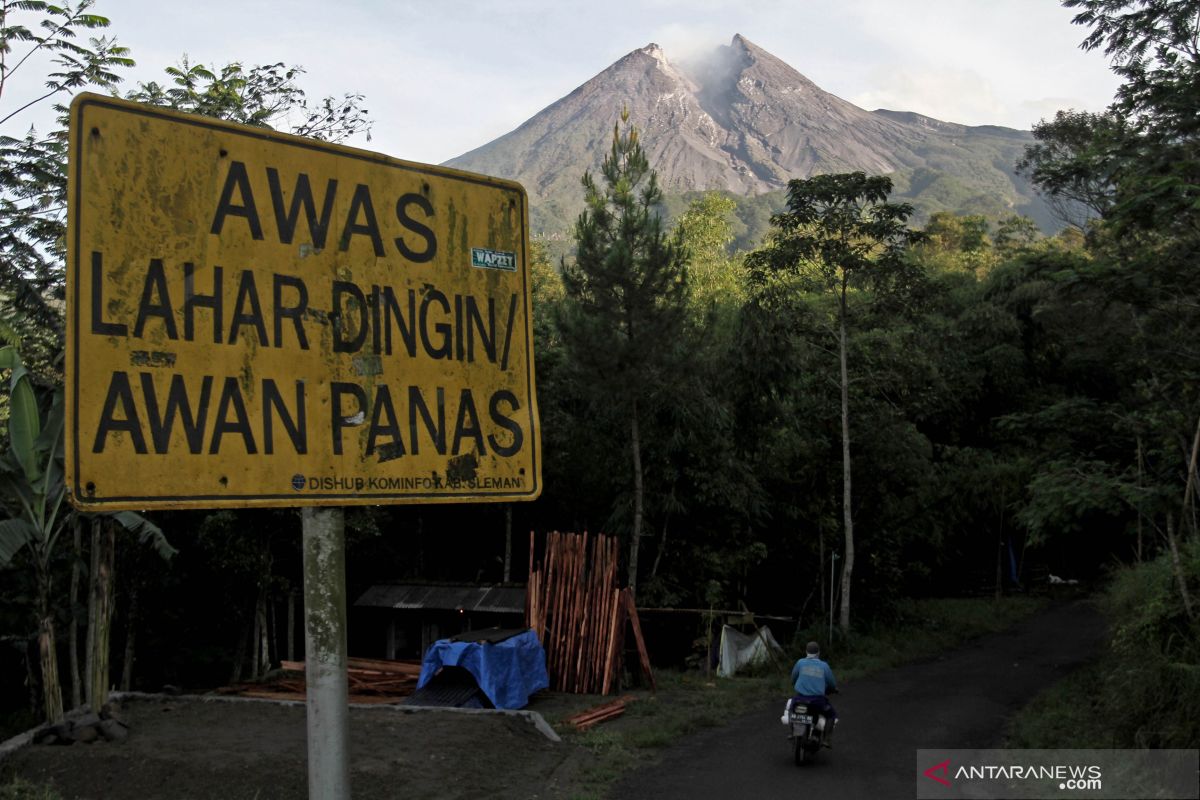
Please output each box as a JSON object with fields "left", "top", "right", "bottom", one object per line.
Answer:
{"left": 446, "top": 35, "right": 1054, "bottom": 236}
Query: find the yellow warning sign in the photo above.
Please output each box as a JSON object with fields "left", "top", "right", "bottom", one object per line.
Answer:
{"left": 66, "top": 94, "right": 540, "bottom": 510}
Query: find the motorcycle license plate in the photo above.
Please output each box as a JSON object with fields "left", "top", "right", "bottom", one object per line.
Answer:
{"left": 794, "top": 714, "right": 813, "bottom": 724}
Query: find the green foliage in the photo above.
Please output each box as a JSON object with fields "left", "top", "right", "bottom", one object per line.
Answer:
{"left": 554, "top": 111, "right": 696, "bottom": 585}
{"left": 994, "top": 214, "right": 1041, "bottom": 256}
{"left": 0, "top": 777, "right": 61, "bottom": 800}
{"left": 126, "top": 60, "right": 371, "bottom": 143}
{"left": 1011, "top": 545, "right": 1200, "bottom": 750}
{"left": 793, "top": 596, "right": 1046, "bottom": 680}
{"left": 673, "top": 192, "right": 747, "bottom": 314}
{"left": 0, "top": 354, "right": 66, "bottom": 571}
{"left": 910, "top": 212, "right": 1000, "bottom": 276}
{"left": 0, "top": 0, "right": 133, "bottom": 355}
{"left": 1004, "top": 663, "right": 1114, "bottom": 748}
{"left": 1033, "top": 1, "right": 1200, "bottom": 238}
{"left": 1018, "top": 110, "right": 1124, "bottom": 227}
{"left": 0, "top": 343, "right": 41, "bottom": 483}
{"left": 747, "top": 172, "right": 921, "bottom": 292}
{"left": 558, "top": 111, "right": 691, "bottom": 396}
{"left": 1101, "top": 541, "right": 1200, "bottom": 746}
{"left": 0, "top": 0, "right": 133, "bottom": 126}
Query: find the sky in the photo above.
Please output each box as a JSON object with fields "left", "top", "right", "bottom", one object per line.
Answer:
{"left": 4, "top": 0, "right": 1122, "bottom": 165}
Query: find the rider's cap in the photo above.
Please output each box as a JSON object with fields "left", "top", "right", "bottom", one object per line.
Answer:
{"left": 806, "top": 641, "right": 820, "bottom": 655}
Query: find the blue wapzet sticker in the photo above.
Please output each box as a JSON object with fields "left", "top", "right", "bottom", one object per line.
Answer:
{"left": 471, "top": 247, "right": 516, "bottom": 271}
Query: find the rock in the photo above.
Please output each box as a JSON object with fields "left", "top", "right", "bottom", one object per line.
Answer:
{"left": 97, "top": 719, "right": 129, "bottom": 742}
{"left": 162, "top": 684, "right": 183, "bottom": 696}
{"left": 73, "top": 712, "right": 102, "bottom": 729}
{"left": 70, "top": 724, "right": 100, "bottom": 744}
{"left": 100, "top": 701, "right": 123, "bottom": 723}
{"left": 35, "top": 723, "right": 72, "bottom": 745}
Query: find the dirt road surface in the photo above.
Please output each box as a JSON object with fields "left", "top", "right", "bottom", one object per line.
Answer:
{"left": 1, "top": 700, "right": 590, "bottom": 800}
{"left": 615, "top": 600, "right": 1106, "bottom": 800}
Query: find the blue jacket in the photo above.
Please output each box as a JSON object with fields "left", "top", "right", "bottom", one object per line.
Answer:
{"left": 791, "top": 655, "right": 836, "bottom": 696}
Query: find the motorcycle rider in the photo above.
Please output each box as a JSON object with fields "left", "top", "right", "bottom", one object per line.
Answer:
{"left": 788, "top": 640, "right": 838, "bottom": 747}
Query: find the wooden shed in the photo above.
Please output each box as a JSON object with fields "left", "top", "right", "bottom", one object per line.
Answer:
{"left": 353, "top": 582, "right": 526, "bottom": 659}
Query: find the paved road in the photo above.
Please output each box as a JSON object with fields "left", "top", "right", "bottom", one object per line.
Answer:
{"left": 616, "top": 601, "right": 1106, "bottom": 800}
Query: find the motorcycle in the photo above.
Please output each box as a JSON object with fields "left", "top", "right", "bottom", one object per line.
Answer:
{"left": 783, "top": 689, "right": 837, "bottom": 765}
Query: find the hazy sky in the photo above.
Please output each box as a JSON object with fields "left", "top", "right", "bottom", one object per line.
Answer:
{"left": 5, "top": 0, "right": 1121, "bottom": 165}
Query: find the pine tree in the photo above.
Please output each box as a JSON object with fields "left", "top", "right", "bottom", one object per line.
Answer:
{"left": 557, "top": 109, "right": 690, "bottom": 596}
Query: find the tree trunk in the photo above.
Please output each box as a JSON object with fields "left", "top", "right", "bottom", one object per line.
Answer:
{"left": 120, "top": 583, "right": 138, "bottom": 692}
{"left": 837, "top": 284, "right": 855, "bottom": 632}
{"left": 269, "top": 593, "right": 278, "bottom": 668}
{"left": 995, "top": 537, "right": 1004, "bottom": 600}
{"left": 628, "top": 398, "right": 645, "bottom": 597}
{"left": 1136, "top": 437, "right": 1145, "bottom": 562}
{"left": 1164, "top": 414, "right": 1200, "bottom": 624}
{"left": 1166, "top": 512, "right": 1196, "bottom": 623}
{"left": 249, "top": 596, "right": 262, "bottom": 682}
{"left": 1182, "top": 414, "right": 1200, "bottom": 538}
{"left": 287, "top": 589, "right": 296, "bottom": 662}
{"left": 995, "top": 487, "right": 1007, "bottom": 600}
{"left": 69, "top": 517, "right": 82, "bottom": 710}
{"left": 503, "top": 505, "right": 513, "bottom": 583}
{"left": 256, "top": 589, "right": 270, "bottom": 678}
{"left": 230, "top": 617, "right": 247, "bottom": 684}
{"left": 819, "top": 525, "right": 826, "bottom": 616}
{"left": 650, "top": 514, "right": 670, "bottom": 581}
{"left": 36, "top": 561, "right": 64, "bottom": 723}
{"left": 86, "top": 519, "right": 115, "bottom": 710}
{"left": 24, "top": 640, "right": 39, "bottom": 717}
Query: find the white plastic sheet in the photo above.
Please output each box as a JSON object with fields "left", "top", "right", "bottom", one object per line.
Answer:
{"left": 717, "top": 624, "right": 784, "bottom": 677}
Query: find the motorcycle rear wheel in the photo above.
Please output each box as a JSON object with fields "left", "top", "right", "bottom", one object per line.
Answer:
{"left": 793, "top": 737, "right": 807, "bottom": 765}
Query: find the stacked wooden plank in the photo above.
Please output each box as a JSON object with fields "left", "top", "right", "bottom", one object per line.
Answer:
{"left": 526, "top": 531, "right": 655, "bottom": 694}
{"left": 563, "top": 694, "right": 636, "bottom": 731}
{"left": 223, "top": 657, "right": 422, "bottom": 702}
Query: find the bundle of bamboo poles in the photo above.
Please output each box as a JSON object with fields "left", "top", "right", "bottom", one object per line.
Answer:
{"left": 526, "top": 531, "right": 627, "bottom": 694}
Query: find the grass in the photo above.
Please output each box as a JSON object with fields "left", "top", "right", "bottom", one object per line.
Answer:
{"left": 809, "top": 595, "right": 1048, "bottom": 681}
{"left": 557, "top": 671, "right": 778, "bottom": 799}
{"left": 555, "top": 595, "right": 1047, "bottom": 799}
{"left": 0, "top": 777, "right": 61, "bottom": 800}
{"left": 1003, "top": 663, "right": 1116, "bottom": 749}
{"left": 1008, "top": 544, "right": 1200, "bottom": 751}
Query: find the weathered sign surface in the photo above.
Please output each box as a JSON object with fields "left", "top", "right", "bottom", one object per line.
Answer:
{"left": 66, "top": 94, "right": 540, "bottom": 510}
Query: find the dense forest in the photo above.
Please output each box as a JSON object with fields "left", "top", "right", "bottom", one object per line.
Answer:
{"left": 0, "top": 0, "right": 1196, "bottom": 749}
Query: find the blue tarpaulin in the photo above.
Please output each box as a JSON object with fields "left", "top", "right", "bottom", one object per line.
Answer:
{"left": 417, "top": 629, "right": 549, "bottom": 710}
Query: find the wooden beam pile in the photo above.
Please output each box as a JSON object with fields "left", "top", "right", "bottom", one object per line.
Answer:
{"left": 562, "top": 694, "right": 635, "bottom": 731}
{"left": 526, "top": 531, "right": 654, "bottom": 694}
{"left": 224, "top": 657, "right": 422, "bottom": 703}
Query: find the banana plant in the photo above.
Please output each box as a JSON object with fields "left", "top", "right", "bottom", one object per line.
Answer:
{"left": 0, "top": 346, "right": 175, "bottom": 720}
{"left": 0, "top": 344, "right": 69, "bottom": 721}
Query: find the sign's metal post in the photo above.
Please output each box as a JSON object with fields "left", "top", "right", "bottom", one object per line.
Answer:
{"left": 302, "top": 507, "right": 350, "bottom": 800}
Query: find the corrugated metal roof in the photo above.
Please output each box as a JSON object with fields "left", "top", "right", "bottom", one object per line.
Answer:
{"left": 354, "top": 583, "right": 525, "bottom": 614}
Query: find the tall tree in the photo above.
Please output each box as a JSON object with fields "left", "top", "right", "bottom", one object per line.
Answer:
{"left": 1018, "top": 109, "right": 1125, "bottom": 229}
{"left": 557, "top": 110, "right": 691, "bottom": 595}
{"left": 746, "top": 172, "right": 919, "bottom": 631}
{"left": 1037, "top": 0, "right": 1200, "bottom": 237}
{"left": 674, "top": 192, "right": 745, "bottom": 314}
